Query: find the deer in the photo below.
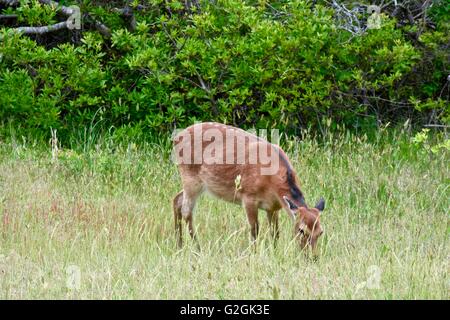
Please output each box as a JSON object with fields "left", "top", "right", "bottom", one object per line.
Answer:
{"left": 172, "top": 122, "right": 325, "bottom": 253}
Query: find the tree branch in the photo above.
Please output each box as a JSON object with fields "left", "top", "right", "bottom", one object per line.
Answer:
{"left": 113, "top": 6, "right": 136, "bottom": 31}
{"left": 0, "top": 0, "right": 112, "bottom": 38}
{"left": 83, "top": 13, "right": 111, "bottom": 38}
{"left": 13, "top": 21, "right": 68, "bottom": 35}
{"left": 0, "top": 14, "right": 18, "bottom": 20}
{"left": 0, "top": 0, "right": 19, "bottom": 6}
{"left": 329, "top": 0, "right": 366, "bottom": 36}
{"left": 0, "top": 21, "right": 68, "bottom": 40}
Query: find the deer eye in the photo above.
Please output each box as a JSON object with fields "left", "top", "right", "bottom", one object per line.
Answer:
{"left": 298, "top": 229, "right": 305, "bottom": 236}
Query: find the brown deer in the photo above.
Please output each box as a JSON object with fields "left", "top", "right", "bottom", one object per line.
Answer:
{"left": 172, "top": 122, "right": 325, "bottom": 252}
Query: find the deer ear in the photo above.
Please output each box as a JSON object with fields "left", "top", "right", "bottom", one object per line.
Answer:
{"left": 315, "top": 197, "right": 325, "bottom": 212}
{"left": 283, "top": 196, "right": 298, "bottom": 213}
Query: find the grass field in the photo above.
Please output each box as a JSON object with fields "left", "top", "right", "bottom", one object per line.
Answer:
{"left": 0, "top": 129, "right": 448, "bottom": 299}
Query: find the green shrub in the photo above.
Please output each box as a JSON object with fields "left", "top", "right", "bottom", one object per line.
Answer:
{"left": 0, "top": 0, "right": 448, "bottom": 142}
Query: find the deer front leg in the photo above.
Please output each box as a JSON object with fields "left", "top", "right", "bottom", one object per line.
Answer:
{"left": 267, "top": 210, "right": 280, "bottom": 241}
{"left": 243, "top": 199, "right": 259, "bottom": 241}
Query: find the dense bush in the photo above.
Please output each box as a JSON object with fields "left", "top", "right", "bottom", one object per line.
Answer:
{"left": 0, "top": 0, "right": 448, "bottom": 142}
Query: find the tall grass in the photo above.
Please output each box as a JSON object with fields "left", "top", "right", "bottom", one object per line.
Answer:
{"left": 0, "top": 129, "right": 448, "bottom": 299}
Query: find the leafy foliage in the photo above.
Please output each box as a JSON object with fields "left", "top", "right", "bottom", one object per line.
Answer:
{"left": 0, "top": 0, "right": 448, "bottom": 142}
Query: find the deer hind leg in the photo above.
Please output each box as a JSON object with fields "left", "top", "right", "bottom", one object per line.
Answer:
{"left": 173, "top": 191, "right": 184, "bottom": 248}
{"left": 180, "top": 181, "right": 203, "bottom": 245}
{"left": 267, "top": 210, "right": 280, "bottom": 241}
{"left": 243, "top": 199, "right": 259, "bottom": 242}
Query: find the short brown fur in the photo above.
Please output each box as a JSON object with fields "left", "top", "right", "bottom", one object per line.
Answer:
{"left": 172, "top": 122, "right": 325, "bottom": 252}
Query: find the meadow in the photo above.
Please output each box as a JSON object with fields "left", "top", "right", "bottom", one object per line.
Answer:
{"left": 0, "top": 128, "right": 448, "bottom": 299}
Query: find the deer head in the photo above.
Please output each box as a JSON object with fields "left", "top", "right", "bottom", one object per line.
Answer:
{"left": 284, "top": 196, "right": 325, "bottom": 254}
